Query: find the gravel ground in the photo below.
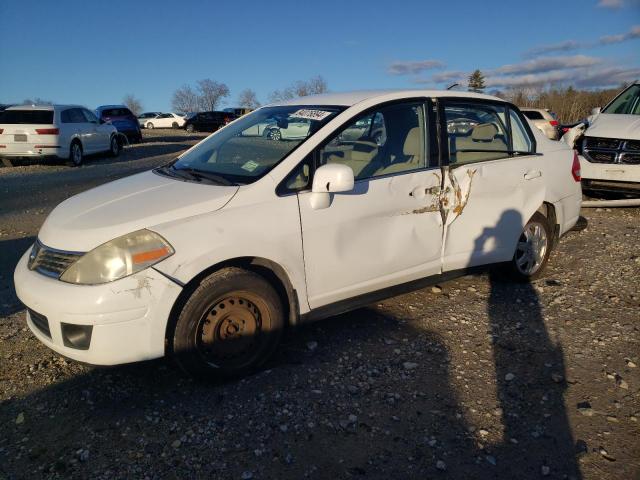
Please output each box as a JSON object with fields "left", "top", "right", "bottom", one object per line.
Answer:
{"left": 0, "top": 132, "right": 638, "bottom": 479}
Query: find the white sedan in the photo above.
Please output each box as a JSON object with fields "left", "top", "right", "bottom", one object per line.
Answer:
{"left": 14, "top": 90, "right": 582, "bottom": 378}
{"left": 144, "top": 113, "right": 185, "bottom": 129}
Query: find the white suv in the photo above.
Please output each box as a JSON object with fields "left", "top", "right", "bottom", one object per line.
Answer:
{"left": 0, "top": 105, "right": 120, "bottom": 166}
{"left": 13, "top": 90, "right": 582, "bottom": 378}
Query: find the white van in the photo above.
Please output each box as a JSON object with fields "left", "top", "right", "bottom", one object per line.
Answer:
{"left": 0, "top": 105, "right": 120, "bottom": 166}
{"left": 14, "top": 90, "right": 582, "bottom": 378}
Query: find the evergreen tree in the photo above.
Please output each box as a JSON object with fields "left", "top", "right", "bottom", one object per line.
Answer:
{"left": 468, "top": 70, "right": 486, "bottom": 93}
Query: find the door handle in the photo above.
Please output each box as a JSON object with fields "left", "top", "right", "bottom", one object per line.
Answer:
{"left": 409, "top": 186, "right": 440, "bottom": 198}
{"left": 524, "top": 170, "right": 542, "bottom": 180}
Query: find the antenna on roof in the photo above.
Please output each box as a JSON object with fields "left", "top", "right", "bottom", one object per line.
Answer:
{"left": 446, "top": 83, "right": 459, "bottom": 91}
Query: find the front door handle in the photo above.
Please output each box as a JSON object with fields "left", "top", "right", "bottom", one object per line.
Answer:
{"left": 524, "top": 170, "right": 542, "bottom": 180}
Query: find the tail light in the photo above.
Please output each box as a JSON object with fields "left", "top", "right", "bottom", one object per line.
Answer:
{"left": 571, "top": 150, "right": 581, "bottom": 182}
{"left": 0, "top": 129, "right": 3, "bottom": 134}
{"left": 35, "top": 128, "right": 59, "bottom": 135}
{"left": 549, "top": 120, "right": 559, "bottom": 127}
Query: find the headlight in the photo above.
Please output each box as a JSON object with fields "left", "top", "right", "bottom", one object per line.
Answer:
{"left": 60, "top": 229, "right": 174, "bottom": 285}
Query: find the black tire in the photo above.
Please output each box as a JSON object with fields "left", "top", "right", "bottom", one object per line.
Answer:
{"left": 146, "top": 122, "right": 154, "bottom": 129}
{"left": 108, "top": 135, "right": 121, "bottom": 157}
{"left": 172, "top": 267, "right": 284, "bottom": 379}
{"left": 506, "top": 211, "right": 552, "bottom": 281}
{"left": 69, "top": 140, "right": 83, "bottom": 166}
{"left": 172, "top": 122, "right": 179, "bottom": 129}
{"left": 186, "top": 124, "right": 195, "bottom": 133}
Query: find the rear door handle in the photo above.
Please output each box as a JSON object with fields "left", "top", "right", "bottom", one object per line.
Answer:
{"left": 524, "top": 170, "right": 542, "bottom": 180}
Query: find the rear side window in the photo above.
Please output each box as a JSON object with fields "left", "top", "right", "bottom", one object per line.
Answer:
{"left": 510, "top": 110, "right": 534, "bottom": 153}
{"left": 101, "top": 108, "right": 132, "bottom": 117}
{"left": 443, "top": 102, "right": 509, "bottom": 165}
{"left": 522, "top": 110, "right": 544, "bottom": 120}
{"left": 0, "top": 110, "right": 54, "bottom": 124}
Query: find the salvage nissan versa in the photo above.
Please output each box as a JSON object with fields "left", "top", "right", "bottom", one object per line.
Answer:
{"left": 14, "top": 90, "right": 582, "bottom": 378}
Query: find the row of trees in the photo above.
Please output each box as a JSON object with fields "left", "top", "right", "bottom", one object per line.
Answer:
{"left": 466, "top": 69, "right": 620, "bottom": 123}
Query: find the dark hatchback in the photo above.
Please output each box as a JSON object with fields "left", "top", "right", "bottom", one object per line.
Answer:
{"left": 184, "top": 111, "right": 237, "bottom": 133}
{"left": 95, "top": 105, "right": 142, "bottom": 143}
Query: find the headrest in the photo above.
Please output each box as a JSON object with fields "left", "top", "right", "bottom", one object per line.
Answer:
{"left": 472, "top": 123, "right": 498, "bottom": 142}
{"left": 403, "top": 127, "right": 422, "bottom": 156}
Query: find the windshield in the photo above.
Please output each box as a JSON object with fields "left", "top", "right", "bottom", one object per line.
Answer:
{"left": 603, "top": 84, "right": 640, "bottom": 115}
{"left": 163, "top": 105, "right": 344, "bottom": 184}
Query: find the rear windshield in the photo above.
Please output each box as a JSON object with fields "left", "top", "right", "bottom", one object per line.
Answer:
{"left": 522, "top": 111, "right": 544, "bottom": 120}
{"left": 101, "top": 108, "right": 132, "bottom": 117}
{"left": 0, "top": 110, "right": 54, "bottom": 124}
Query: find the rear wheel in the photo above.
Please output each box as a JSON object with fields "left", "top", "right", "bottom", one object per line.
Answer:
{"left": 146, "top": 122, "right": 154, "bottom": 129}
{"left": 108, "top": 135, "right": 120, "bottom": 157}
{"left": 186, "top": 124, "right": 195, "bottom": 133}
{"left": 172, "top": 267, "right": 284, "bottom": 379}
{"left": 267, "top": 128, "right": 282, "bottom": 141}
{"left": 507, "top": 212, "right": 552, "bottom": 281}
{"left": 69, "top": 141, "right": 83, "bottom": 166}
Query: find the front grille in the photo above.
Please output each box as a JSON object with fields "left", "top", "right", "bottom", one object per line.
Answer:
{"left": 28, "top": 309, "right": 51, "bottom": 338}
{"left": 584, "top": 150, "right": 616, "bottom": 163}
{"left": 584, "top": 137, "right": 621, "bottom": 150}
{"left": 625, "top": 140, "right": 640, "bottom": 152}
{"left": 583, "top": 137, "right": 640, "bottom": 165}
{"left": 621, "top": 153, "right": 640, "bottom": 165}
{"left": 28, "top": 241, "right": 83, "bottom": 279}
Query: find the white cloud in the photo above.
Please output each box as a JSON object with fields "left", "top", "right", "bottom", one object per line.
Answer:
{"left": 496, "top": 55, "right": 602, "bottom": 75}
{"left": 597, "top": 0, "right": 624, "bottom": 8}
{"left": 525, "top": 40, "right": 582, "bottom": 57}
{"left": 387, "top": 60, "right": 445, "bottom": 75}
{"left": 600, "top": 25, "right": 640, "bottom": 44}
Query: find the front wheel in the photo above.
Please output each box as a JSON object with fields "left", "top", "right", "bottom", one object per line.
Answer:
{"left": 146, "top": 122, "right": 154, "bottom": 129}
{"left": 172, "top": 122, "right": 179, "bottom": 129}
{"left": 186, "top": 124, "right": 195, "bottom": 133}
{"left": 172, "top": 267, "right": 284, "bottom": 379}
{"left": 508, "top": 212, "right": 552, "bottom": 281}
{"left": 267, "top": 128, "right": 282, "bottom": 141}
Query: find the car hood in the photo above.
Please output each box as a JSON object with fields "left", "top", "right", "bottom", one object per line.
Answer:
{"left": 585, "top": 113, "right": 640, "bottom": 140}
{"left": 38, "top": 170, "right": 239, "bottom": 252}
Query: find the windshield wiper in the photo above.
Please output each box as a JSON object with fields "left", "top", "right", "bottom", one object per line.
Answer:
{"left": 176, "top": 167, "right": 237, "bottom": 186}
{"left": 454, "top": 149, "right": 538, "bottom": 156}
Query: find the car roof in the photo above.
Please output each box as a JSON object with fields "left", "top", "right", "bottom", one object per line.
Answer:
{"left": 519, "top": 107, "right": 548, "bottom": 112}
{"left": 5, "top": 104, "right": 84, "bottom": 111}
{"left": 270, "top": 89, "right": 504, "bottom": 107}
{"left": 96, "top": 105, "right": 129, "bottom": 110}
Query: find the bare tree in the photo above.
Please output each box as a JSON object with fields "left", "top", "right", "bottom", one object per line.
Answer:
{"left": 237, "top": 89, "right": 261, "bottom": 110}
{"left": 171, "top": 85, "right": 200, "bottom": 114}
{"left": 22, "top": 98, "right": 53, "bottom": 105}
{"left": 269, "top": 75, "right": 328, "bottom": 102}
{"left": 122, "top": 94, "right": 143, "bottom": 116}
{"left": 197, "top": 79, "right": 230, "bottom": 111}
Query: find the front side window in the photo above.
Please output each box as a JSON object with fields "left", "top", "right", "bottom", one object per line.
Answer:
{"left": 318, "top": 102, "right": 426, "bottom": 180}
{"left": 602, "top": 84, "right": 640, "bottom": 115}
{"left": 160, "top": 105, "right": 343, "bottom": 184}
{"left": 444, "top": 102, "right": 510, "bottom": 165}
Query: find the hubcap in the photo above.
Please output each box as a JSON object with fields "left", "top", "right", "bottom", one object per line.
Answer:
{"left": 269, "top": 129, "right": 281, "bottom": 140}
{"left": 197, "top": 293, "right": 266, "bottom": 367}
{"left": 514, "top": 221, "right": 548, "bottom": 275}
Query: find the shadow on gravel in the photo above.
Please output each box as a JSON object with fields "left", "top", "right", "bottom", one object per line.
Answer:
{"left": 0, "top": 211, "right": 582, "bottom": 479}
{"left": 477, "top": 209, "right": 582, "bottom": 479}
{"left": 0, "top": 236, "right": 34, "bottom": 315}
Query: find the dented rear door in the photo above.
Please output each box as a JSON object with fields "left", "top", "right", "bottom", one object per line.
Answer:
{"left": 437, "top": 99, "right": 545, "bottom": 272}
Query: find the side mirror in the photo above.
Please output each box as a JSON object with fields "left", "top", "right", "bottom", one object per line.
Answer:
{"left": 591, "top": 107, "right": 601, "bottom": 116}
{"left": 310, "top": 163, "right": 355, "bottom": 209}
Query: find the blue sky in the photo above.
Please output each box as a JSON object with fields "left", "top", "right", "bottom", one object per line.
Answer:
{"left": 0, "top": 0, "right": 638, "bottom": 111}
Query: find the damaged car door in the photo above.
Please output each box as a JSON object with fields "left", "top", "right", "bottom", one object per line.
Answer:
{"left": 297, "top": 100, "right": 444, "bottom": 309}
{"left": 438, "top": 100, "right": 543, "bottom": 271}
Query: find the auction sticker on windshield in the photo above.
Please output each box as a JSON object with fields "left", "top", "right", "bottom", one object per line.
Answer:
{"left": 241, "top": 160, "right": 260, "bottom": 172}
{"left": 290, "top": 109, "right": 334, "bottom": 121}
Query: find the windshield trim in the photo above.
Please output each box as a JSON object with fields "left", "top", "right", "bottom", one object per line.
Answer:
{"left": 165, "top": 104, "right": 347, "bottom": 185}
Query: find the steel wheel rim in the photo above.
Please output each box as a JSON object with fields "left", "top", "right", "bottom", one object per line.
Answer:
{"left": 196, "top": 292, "right": 269, "bottom": 368}
{"left": 515, "top": 221, "right": 548, "bottom": 275}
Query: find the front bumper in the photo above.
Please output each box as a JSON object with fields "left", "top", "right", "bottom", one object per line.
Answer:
{"left": 579, "top": 155, "right": 640, "bottom": 183}
{"left": 14, "top": 250, "right": 182, "bottom": 365}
